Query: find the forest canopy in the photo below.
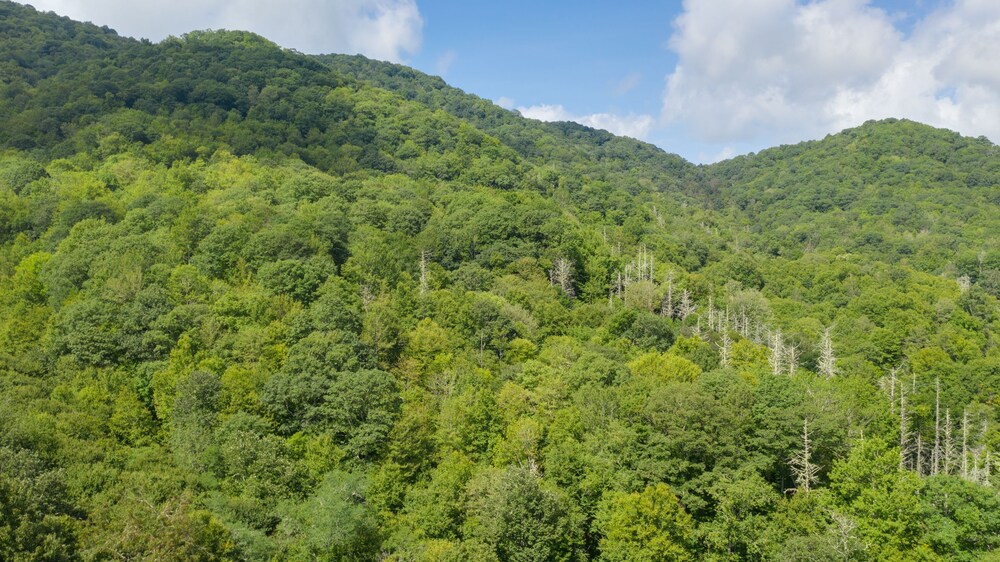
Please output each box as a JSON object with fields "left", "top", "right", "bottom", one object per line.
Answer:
{"left": 1, "top": 3, "right": 999, "bottom": 561}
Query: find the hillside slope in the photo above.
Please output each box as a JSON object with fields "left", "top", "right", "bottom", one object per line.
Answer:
{"left": 706, "top": 119, "right": 1000, "bottom": 271}
{"left": 1, "top": 3, "right": 999, "bottom": 561}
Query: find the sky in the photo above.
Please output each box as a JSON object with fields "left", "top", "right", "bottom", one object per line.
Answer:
{"left": 23, "top": 0, "right": 1000, "bottom": 163}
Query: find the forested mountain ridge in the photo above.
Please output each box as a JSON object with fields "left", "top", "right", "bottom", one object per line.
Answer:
{"left": 1, "top": 2, "right": 1000, "bottom": 561}
{"left": 318, "top": 54, "right": 693, "bottom": 181}
{"left": 709, "top": 119, "right": 1000, "bottom": 268}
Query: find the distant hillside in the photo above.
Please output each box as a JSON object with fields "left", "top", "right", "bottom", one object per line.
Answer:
{"left": 705, "top": 119, "right": 1000, "bottom": 273}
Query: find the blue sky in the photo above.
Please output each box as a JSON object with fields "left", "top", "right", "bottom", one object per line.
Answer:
{"left": 404, "top": 0, "right": 949, "bottom": 162}
{"left": 26, "top": 0, "right": 1000, "bottom": 163}
{"left": 409, "top": 1, "right": 681, "bottom": 121}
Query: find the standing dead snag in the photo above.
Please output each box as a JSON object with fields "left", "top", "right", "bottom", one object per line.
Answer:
{"left": 419, "top": 249, "right": 430, "bottom": 295}
{"left": 944, "top": 408, "right": 955, "bottom": 476}
{"left": 549, "top": 257, "right": 576, "bottom": 298}
{"left": 661, "top": 271, "right": 675, "bottom": 318}
{"left": 933, "top": 378, "right": 942, "bottom": 475}
{"left": 718, "top": 331, "right": 732, "bottom": 368}
{"left": 785, "top": 344, "right": 799, "bottom": 376}
{"left": 789, "top": 418, "right": 820, "bottom": 492}
{"left": 899, "top": 385, "right": 911, "bottom": 471}
{"left": 769, "top": 329, "right": 784, "bottom": 375}
{"left": 818, "top": 326, "right": 837, "bottom": 379}
{"left": 962, "top": 409, "right": 970, "bottom": 480}
{"left": 677, "top": 289, "right": 696, "bottom": 320}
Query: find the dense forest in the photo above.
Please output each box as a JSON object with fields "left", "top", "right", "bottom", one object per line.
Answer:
{"left": 2, "top": 3, "right": 1000, "bottom": 560}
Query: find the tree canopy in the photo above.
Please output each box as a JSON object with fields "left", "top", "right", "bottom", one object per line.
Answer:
{"left": 0, "top": 3, "right": 998, "bottom": 560}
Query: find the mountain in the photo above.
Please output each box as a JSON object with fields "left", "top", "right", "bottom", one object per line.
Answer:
{"left": 1, "top": 3, "right": 999, "bottom": 561}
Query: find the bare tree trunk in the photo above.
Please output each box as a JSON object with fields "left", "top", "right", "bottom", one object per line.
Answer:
{"left": 661, "top": 271, "right": 674, "bottom": 317}
{"left": 719, "top": 332, "right": 732, "bottom": 368}
{"left": 786, "top": 345, "right": 799, "bottom": 376}
{"left": 899, "top": 387, "right": 910, "bottom": 471}
{"left": 916, "top": 435, "right": 924, "bottom": 476}
{"left": 818, "top": 326, "right": 836, "bottom": 378}
{"left": 932, "top": 378, "right": 941, "bottom": 475}
{"left": 944, "top": 408, "right": 954, "bottom": 475}
{"left": 888, "top": 368, "right": 897, "bottom": 416}
{"left": 769, "top": 329, "right": 784, "bottom": 376}
{"left": 419, "top": 249, "right": 430, "bottom": 295}
{"left": 789, "top": 418, "right": 819, "bottom": 492}
{"left": 549, "top": 257, "right": 576, "bottom": 298}
{"left": 678, "top": 289, "right": 696, "bottom": 320}
{"left": 962, "top": 409, "right": 970, "bottom": 480}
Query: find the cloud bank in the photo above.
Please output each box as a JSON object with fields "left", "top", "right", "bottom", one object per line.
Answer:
{"left": 663, "top": 0, "right": 1000, "bottom": 147}
{"left": 518, "top": 104, "right": 656, "bottom": 141}
{"left": 27, "top": 0, "right": 423, "bottom": 62}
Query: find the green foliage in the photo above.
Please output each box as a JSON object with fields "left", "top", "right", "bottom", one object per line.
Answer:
{"left": 466, "top": 465, "right": 584, "bottom": 562}
{"left": 0, "top": 448, "right": 79, "bottom": 561}
{"left": 594, "top": 483, "right": 694, "bottom": 562}
{"left": 827, "top": 439, "right": 929, "bottom": 559}
{"left": 276, "top": 471, "right": 380, "bottom": 561}
{"left": 627, "top": 352, "right": 702, "bottom": 382}
{"left": 0, "top": 5, "right": 997, "bottom": 560}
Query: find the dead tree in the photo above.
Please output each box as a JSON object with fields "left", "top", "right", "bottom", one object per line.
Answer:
{"left": 943, "top": 408, "right": 955, "bottom": 475}
{"left": 719, "top": 332, "right": 733, "bottom": 368}
{"left": 886, "top": 368, "right": 898, "bottom": 416}
{"left": 958, "top": 274, "right": 972, "bottom": 293}
{"left": 932, "top": 378, "right": 942, "bottom": 475}
{"left": 818, "top": 327, "right": 837, "bottom": 379}
{"left": 961, "top": 409, "right": 971, "bottom": 480}
{"left": 661, "top": 271, "right": 675, "bottom": 318}
{"left": 916, "top": 435, "right": 925, "bottom": 476}
{"left": 899, "top": 386, "right": 911, "bottom": 471}
{"left": 677, "top": 289, "right": 697, "bottom": 321}
{"left": 769, "top": 329, "right": 784, "bottom": 376}
{"left": 789, "top": 418, "right": 820, "bottom": 492}
{"left": 419, "top": 249, "right": 430, "bottom": 295}
{"left": 786, "top": 344, "right": 800, "bottom": 376}
{"left": 549, "top": 257, "right": 576, "bottom": 298}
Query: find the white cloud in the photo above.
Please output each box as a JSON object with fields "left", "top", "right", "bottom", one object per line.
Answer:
{"left": 518, "top": 104, "right": 656, "bottom": 140}
{"left": 435, "top": 49, "right": 457, "bottom": 76}
{"left": 518, "top": 104, "right": 574, "bottom": 122}
{"left": 494, "top": 96, "right": 517, "bottom": 110}
{"left": 26, "top": 0, "right": 423, "bottom": 62}
{"left": 703, "top": 146, "right": 735, "bottom": 164}
{"left": 664, "top": 0, "right": 1000, "bottom": 147}
{"left": 582, "top": 112, "right": 657, "bottom": 140}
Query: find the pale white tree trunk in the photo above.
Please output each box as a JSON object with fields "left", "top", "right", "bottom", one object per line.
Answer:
{"left": 789, "top": 418, "right": 820, "bottom": 492}
{"left": 419, "top": 249, "right": 430, "bottom": 295}
{"left": 818, "top": 327, "right": 836, "bottom": 379}
{"left": 549, "top": 257, "right": 575, "bottom": 298}
{"left": 719, "top": 332, "right": 732, "bottom": 368}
